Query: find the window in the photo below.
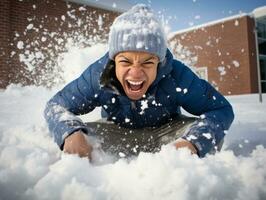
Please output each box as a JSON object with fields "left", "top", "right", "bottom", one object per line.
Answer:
{"left": 257, "top": 16, "right": 266, "bottom": 93}
{"left": 260, "top": 58, "right": 266, "bottom": 93}
{"left": 257, "top": 22, "right": 266, "bottom": 39}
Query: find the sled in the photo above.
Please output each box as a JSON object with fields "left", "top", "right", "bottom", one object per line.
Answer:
{"left": 85, "top": 116, "right": 196, "bottom": 157}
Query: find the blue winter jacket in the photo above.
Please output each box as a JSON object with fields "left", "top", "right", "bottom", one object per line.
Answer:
{"left": 44, "top": 49, "right": 234, "bottom": 157}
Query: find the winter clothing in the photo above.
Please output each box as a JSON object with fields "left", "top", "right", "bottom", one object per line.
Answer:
{"left": 44, "top": 49, "right": 234, "bottom": 158}
{"left": 108, "top": 4, "right": 167, "bottom": 62}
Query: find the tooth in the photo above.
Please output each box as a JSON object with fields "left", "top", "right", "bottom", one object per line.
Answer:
{"left": 128, "top": 80, "right": 143, "bottom": 85}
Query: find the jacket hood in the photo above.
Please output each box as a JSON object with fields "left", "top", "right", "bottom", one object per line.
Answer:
{"left": 151, "top": 48, "right": 173, "bottom": 87}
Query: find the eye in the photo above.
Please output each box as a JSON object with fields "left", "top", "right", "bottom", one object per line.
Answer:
{"left": 142, "top": 61, "right": 155, "bottom": 67}
{"left": 119, "top": 60, "right": 131, "bottom": 64}
{"left": 143, "top": 61, "right": 154, "bottom": 65}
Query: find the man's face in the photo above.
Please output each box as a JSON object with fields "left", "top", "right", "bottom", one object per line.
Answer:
{"left": 115, "top": 51, "right": 159, "bottom": 100}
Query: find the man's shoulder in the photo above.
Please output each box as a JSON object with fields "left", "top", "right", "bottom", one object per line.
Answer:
{"left": 81, "top": 53, "right": 110, "bottom": 83}
{"left": 171, "top": 59, "right": 186, "bottom": 73}
{"left": 170, "top": 59, "right": 195, "bottom": 81}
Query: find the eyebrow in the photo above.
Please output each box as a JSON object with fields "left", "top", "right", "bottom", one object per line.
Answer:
{"left": 117, "top": 55, "right": 156, "bottom": 62}
{"left": 117, "top": 55, "right": 129, "bottom": 60}
{"left": 143, "top": 56, "right": 156, "bottom": 62}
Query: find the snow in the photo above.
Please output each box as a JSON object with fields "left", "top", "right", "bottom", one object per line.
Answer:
{"left": 41, "top": 37, "right": 47, "bottom": 42}
{"left": 176, "top": 87, "right": 182, "bottom": 92}
{"left": 232, "top": 60, "right": 240, "bottom": 67}
{"left": 97, "top": 15, "right": 103, "bottom": 30}
{"left": 252, "top": 6, "right": 266, "bottom": 18}
{"left": 111, "top": 98, "right": 116, "bottom": 104}
{"left": 58, "top": 43, "right": 107, "bottom": 83}
{"left": 17, "top": 41, "right": 24, "bottom": 49}
{"left": 78, "top": 6, "right": 86, "bottom": 11}
{"left": 202, "top": 133, "right": 212, "bottom": 140}
{"left": 218, "top": 66, "right": 226, "bottom": 76}
{"left": 140, "top": 100, "right": 148, "bottom": 115}
{"left": 67, "top": 0, "right": 132, "bottom": 12}
{"left": 27, "top": 24, "right": 34, "bottom": 30}
{"left": 61, "top": 15, "right": 65, "bottom": 21}
{"left": 186, "top": 135, "right": 198, "bottom": 141}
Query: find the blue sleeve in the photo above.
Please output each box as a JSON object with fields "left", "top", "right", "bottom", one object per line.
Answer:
{"left": 173, "top": 60, "right": 234, "bottom": 157}
{"left": 44, "top": 62, "right": 102, "bottom": 150}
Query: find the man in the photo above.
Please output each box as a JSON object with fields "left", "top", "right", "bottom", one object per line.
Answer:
{"left": 44, "top": 4, "right": 234, "bottom": 160}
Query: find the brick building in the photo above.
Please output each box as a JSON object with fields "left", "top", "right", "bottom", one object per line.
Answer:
{"left": 0, "top": 0, "right": 131, "bottom": 88}
{"left": 169, "top": 6, "right": 266, "bottom": 95}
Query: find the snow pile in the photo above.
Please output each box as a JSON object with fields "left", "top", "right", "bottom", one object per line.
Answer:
{"left": 25, "top": 146, "right": 266, "bottom": 200}
{"left": 0, "top": 86, "right": 266, "bottom": 200}
{"left": 224, "top": 94, "right": 266, "bottom": 156}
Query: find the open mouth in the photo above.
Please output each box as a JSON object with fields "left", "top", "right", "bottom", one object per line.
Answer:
{"left": 126, "top": 80, "right": 144, "bottom": 92}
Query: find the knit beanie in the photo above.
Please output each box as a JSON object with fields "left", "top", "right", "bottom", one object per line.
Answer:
{"left": 108, "top": 4, "right": 167, "bottom": 62}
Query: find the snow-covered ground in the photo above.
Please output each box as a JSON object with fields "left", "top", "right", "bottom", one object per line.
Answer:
{"left": 1, "top": 43, "right": 266, "bottom": 200}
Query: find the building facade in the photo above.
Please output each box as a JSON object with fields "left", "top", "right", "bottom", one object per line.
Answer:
{"left": 0, "top": 0, "right": 130, "bottom": 88}
{"left": 169, "top": 7, "right": 266, "bottom": 95}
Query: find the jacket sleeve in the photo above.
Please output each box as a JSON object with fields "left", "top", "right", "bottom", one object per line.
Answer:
{"left": 173, "top": 60, "right": 234, "bottom": 157}
{"left": 44, "top": 62, "right": 101, "bottom": 150}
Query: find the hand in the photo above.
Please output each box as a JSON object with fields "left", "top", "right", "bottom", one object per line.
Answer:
{"left": 174, "top": 138, "right": 198, "bottom": 155}
{"left": 63, "top": 130, "right": 93, "bottom": 160}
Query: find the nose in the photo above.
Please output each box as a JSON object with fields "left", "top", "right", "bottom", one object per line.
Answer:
{"left": 128, "top": 65, "right": 144, "bottom": 78}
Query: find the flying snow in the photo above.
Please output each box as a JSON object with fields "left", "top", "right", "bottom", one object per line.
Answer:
{"left": 27, "top": 24, "right": 34, "bottom": 30}
{"left": 218, "top": 66, "right": 226, "bottom": 76}
{"left": 232, "top": 60, "right": 240, "bottom": 67}
{"left": 17, "top": 41, "right": 24, "bottom": 49}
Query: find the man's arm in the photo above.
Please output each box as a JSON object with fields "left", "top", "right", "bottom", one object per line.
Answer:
{"left": 44, "top": 58, "right": 103, "bottom": 156}
{"left": 173, "top": 60, "right": 234, "bottom": 157}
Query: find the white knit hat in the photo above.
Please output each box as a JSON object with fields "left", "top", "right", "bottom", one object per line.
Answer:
{"left": 108, "top": 4, "right": 167, "bottom": 62}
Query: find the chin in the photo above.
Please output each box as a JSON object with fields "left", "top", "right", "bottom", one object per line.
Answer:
{"left": 125, "top": 89, "right": 147, "bottom": 100}
{"left": 127, "top": 94, "right": 143, "bottom": 100}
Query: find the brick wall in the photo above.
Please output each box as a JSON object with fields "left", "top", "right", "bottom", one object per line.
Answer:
{"left": 0, "top": 0, "right": 11, "bottom": 88}
{"left": 246, "top": 17, "right": 259, "bottom": 93}
{"left": 0, "top": 0, "right": 119, "bottom": 88}
{"left": 169, "top": 15, "right": 258, "bottom": 95}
